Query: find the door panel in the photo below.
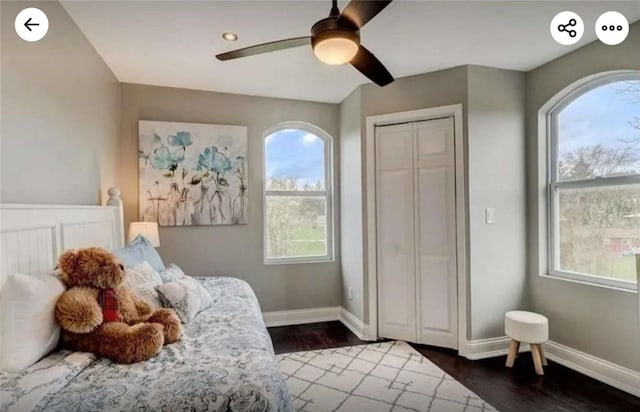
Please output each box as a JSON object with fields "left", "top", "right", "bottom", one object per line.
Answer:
{"left": 377, "top": 124, "right": 413, "bottom": 169}
{"left": 417, "top": 168, "right": 450, "bottom": 255}
{"left": 420, "top": 256, "right": 451, "bottom": 331}
{"left": 415, "top": 118, "right": 457, "bottom": 349}
{"left": 416, "top": 118, "right": 453, "bottom": 168}
{"left": 376, "top": 124, "right": 416, "bottom": 341}
{"left": 375, "top": 117, "right": 457, "bottom": 348}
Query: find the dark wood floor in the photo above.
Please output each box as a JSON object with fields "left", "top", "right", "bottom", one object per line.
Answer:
{"left": 268, "top": 321, "right": 640, "bottom": 412}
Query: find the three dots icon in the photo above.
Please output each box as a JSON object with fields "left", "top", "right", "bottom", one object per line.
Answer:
{"left": 595, "top": 11, "right": 629, "bottom": 45}
{"left": 600, "top": 24, "right": 623, "bottom": 32}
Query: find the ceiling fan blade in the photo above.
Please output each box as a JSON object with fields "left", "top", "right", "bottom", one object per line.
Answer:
{"left": 350, "top": 45, "right": 394, "bottom": 87}
{"left": 337, "top": 0, "right": 393, "bottom": 29}
{"left": 216, "top": 37, "right": 311, "bottom": 61}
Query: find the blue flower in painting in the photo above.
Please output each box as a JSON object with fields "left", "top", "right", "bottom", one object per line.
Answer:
{"left": 151, "top": 144, "right": 185, "bottom": 172}
{"left": 168, "top": 131, "right": 193, "bottom": 148}
{"left": 197, "top": 146, "right": 232, "bottom": 173}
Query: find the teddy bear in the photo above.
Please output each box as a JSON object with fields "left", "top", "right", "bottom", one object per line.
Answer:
{"left": 54, "top": 247, "right": 183, "bottom": 364}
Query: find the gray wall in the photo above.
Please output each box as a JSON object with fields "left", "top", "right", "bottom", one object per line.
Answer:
{"left": 467, "top": 66, "right": 528, "bottom": 339}
{"left": 119, "top": 83, "right": 341, "bottom": 312}
{"left": 526, "top": 22, "right": 640, "bottom": 371}
{"left": 339, "top": 87, "right": 364, "bottom": 320}
{"left": 1, "top": 0, "right": 119, "bottom": 205}
{"left": 361, "top": 66, "right": 469, "bottom": 118}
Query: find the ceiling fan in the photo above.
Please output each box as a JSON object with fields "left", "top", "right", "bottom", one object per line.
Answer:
{"left": 216, "top": 0, "right": 395, "bottom": 87}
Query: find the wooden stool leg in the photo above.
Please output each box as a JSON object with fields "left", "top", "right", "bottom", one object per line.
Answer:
{"left": 506, "top": 339, "right": 519, "bottom": 367}
{"left": 539, "top": 344, "right": 548, "bottom": 366}
{"left": 531, "top": 344, "right": 544, "bottom": 375}
{"left": 514, "top": 341, "right": 520, "bottom": 358}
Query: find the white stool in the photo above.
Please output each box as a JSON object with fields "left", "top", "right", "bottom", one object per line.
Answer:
{"left": 505, "top": 310, "right": 549, "bottom": 375}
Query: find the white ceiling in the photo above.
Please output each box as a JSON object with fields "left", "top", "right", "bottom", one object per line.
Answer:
{"left": 60, "top": 1, "right": 640, "bottom": 103}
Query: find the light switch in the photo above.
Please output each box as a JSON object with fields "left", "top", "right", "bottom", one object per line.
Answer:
{"left": 485, "top": 208, "right": 495, "bottom": 224}
{"left": 347, "top": 286, "right": 353, "bottom": 300}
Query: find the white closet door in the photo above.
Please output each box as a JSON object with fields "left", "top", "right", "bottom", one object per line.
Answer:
{"left": 414, "top": 118, "right": 458, "bottom": 348}
{"left": 375, "top": 123, "right": 416, "bottom": 342}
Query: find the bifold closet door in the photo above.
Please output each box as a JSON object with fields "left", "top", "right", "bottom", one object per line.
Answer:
{"left": 414, "top": 118, "right": 458, "bottom": 349}
{"left": 376, "top": 123, "right": 417, "bottom": 342}
{"left": 376, "top": 117, "right": 458, "bottom": 349}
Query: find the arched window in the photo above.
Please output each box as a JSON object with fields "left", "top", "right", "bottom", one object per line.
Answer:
{"left": 548, "top": 73, "right": 640, "bottom": 289}
{"left": 263, "top": 123, "right": 333, "bottom": 263}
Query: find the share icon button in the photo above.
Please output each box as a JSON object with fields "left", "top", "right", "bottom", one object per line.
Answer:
{"left": 550, "top": 11, "right": 584, "bottom": 45}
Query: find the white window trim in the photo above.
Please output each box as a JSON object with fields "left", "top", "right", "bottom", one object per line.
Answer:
{"left": 262, "top": 121, "right": 334, "bottom": 265}
{"left": 546, "top": 72, "right": 640, "bottom": 291}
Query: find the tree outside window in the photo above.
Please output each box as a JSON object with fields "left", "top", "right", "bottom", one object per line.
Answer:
{"left": 550, "top": 75, "right": 640, "bottom": 289}
{"left": 263, "top": 125, "right": 333, "bottom": 263}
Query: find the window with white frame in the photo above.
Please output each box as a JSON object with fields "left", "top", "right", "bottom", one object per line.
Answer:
{"left": 548, "top": 73, "right": 640, "bottom": 289}
{"left": 263, "top": 124, "right": 333, "bottom": 263}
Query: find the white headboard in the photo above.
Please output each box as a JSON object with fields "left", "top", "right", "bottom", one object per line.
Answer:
{"left": 0, "top": 187, "right": 125, "bottom": 287}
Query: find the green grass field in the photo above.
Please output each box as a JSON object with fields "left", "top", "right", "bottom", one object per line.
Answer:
{"left": 289, "top": 224, "right": 326, "bottom": 256}
{"left": 611, "top": 255, "right": 638, "bottom": 282}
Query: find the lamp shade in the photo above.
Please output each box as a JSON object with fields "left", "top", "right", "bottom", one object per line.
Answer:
{"left": 128, "top": 222, "right": 160, "bottom": 247}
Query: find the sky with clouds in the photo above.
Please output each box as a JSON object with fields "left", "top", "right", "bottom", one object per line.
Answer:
{"left": 558, "top": 80, "right": 639, "bottom": 167}
{"left": 264, "top": 81, "right": 639, "bottom": 187}
{"left": 265, "top": 129, "right": 325, "bottom": 189}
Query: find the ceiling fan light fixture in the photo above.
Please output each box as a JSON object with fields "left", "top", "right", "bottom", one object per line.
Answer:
{"left": 313, "top": 35, "right": 359, "bottom": 65}
{"left": 216, "top": 0, "right": 395, "bottom": 86}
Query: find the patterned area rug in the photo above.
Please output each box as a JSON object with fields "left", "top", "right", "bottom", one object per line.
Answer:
{"left": 276, "top": 341, "right": 497, "bottom": 412}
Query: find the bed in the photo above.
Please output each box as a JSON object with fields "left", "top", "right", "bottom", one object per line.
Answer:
{"left": 0, "top": 189, "right": 292, "bottom": 412}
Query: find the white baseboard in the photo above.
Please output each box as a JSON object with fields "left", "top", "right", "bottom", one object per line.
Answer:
{"left": 262, "top": 306, "right": 377, "bottom": 341}
{"left": 339, "top": 308, "right": 375, "bottom": 341}
{"left": 463, "top": 336, "right": 529, "bottom": 360}
{"left": 544, "top": 341, "right": 640, "bottom": 398}
{"left": 262, "top": 306, "right": 340, "bottom": 327}
{"left": 464, "top": 336, "right": 640, "bottom": 398}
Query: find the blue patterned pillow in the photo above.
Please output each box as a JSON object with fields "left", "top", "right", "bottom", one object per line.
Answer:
{"left": 112, "top": 235, "right": 165, "bottom": 272}
{"left": 122, "top": 262, "right": 163, "bottom": 309}
{"left": 155, "top": 277, "right": 213, "bottom": 323}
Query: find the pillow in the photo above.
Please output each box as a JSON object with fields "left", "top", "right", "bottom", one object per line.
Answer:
{"left": 122, "top": 262, "right": 163, "bottom": 309}
{"left": 0, "top": 273, "right": 66, "bottom": 372}
{"left": 158, "top": 264, "right": 187, "bottom": 283}
{"left": 155, "top": 277, "right": 212, "bottom": 323}
{"left": 112, "top": 235, "right": 165, "bottom": 272}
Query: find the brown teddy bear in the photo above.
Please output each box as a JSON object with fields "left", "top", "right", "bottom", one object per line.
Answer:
{"left": 54, "top": 247, "right": 183, "bottom": 364}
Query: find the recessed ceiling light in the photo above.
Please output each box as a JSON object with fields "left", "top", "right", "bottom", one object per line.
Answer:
{"left": 222, "top": 32, "right": 238, "bottom": 41}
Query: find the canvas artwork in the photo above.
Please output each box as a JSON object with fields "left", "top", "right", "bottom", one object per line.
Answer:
{"left": 138, "top": 120, "right": 248, "bottom": 226}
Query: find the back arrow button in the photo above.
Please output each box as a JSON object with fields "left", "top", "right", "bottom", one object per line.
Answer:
{"left": 15, "top": 8, "right": 49, "bottom": 42}
{"left": 24, "top": 17, "right": 39, "bottom": 32}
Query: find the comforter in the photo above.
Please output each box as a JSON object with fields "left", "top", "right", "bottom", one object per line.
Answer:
{"left": 1, "top": 277, "right": 292, "bottom": 412}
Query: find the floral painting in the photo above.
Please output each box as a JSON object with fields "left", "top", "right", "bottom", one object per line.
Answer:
{"left": 138, "top": 120, "right": 248, "bottom": 226}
